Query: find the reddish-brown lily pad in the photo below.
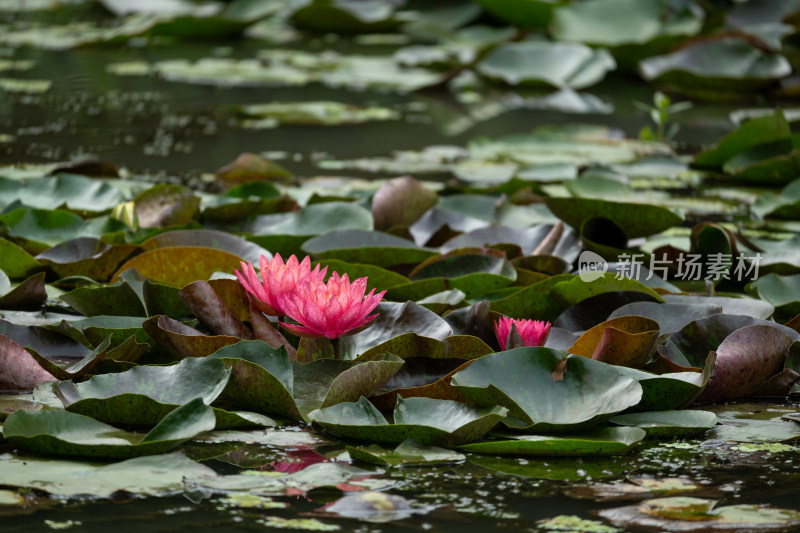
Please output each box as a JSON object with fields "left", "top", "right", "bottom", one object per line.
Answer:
{"left": 568, "top": 315, "right": 660, "bottom": 368}
{"left": 111, "top": 247, "right": 243, "bottom": 288}
{"left": 179, "top": 280, "right": 253, "bottom": 339}
{"left": 372, "top": 176, "right": 438, "bottom": 231}
{"left": 0, "top": 334, "right": 55, "bottom": 390}
{"left": 35, "top": 237, "right": 140, "bottom": 281}
{"left": 696, "top": 325, "right": 793, "bottom": 403}
{"left": 134, "top": 184, "right": 200, "bottom": 229}
{"left": 0, "top": 272, "right": 46, "bottom": 309}
{"left": 142, "top": 315, "right": 241, "bottom": 359}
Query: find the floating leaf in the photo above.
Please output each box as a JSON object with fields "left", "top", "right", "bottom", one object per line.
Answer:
{"left": 451, "top": 348, "right": 642, "bottom": 431}
{"left": 640, "top": 37, "right": 792, "bottom": 99}
{"left": 544, "top": 197, "right": 683, "bottom": 239}
{"left": 112, "top": 247, "right": 243, "bottom": 288}
{"left": 302, "top": 229, "right": 436, "bottom": 267}
{"left": 308, "top": 396, "right": 507, "bottom": 446}
{"left": 476, "top": 41, "right": 616, "bottom": 89}
{"left": 54, "top": 356, "right": 231, "bottom": 427}
{"left": 3, "top": 397, "right": 216, "bottom": 459}
{"left": 0, "top": 452, "right": 216, "bottom": 498}
{"left": 568, "top": 315, "right": 660, "bottom": 368}
{"left": 0, "top": 334, "right": 54, "bottom": 390}
{"left": 141, "top": 229, "right": 271, "bottom": 265}
{"left": 609, "top": 410, "right": 718, "bottom": 437}
{"left": 371, "top": 176, "right": 438, "bottom": 231}
{"left": 458, "top": 426, "right": 646, "bottom": 456}
{"left": 347, "top": 439, "right": 465, "bottom": 466}
{"left": 35, "top": 237, "right": 140, "bottom": 281}
{"left": 599, "top": 497, "right": 800, "bottom": 532}
{"left": 0, "top": 271, "right": 46, "bottom": 308}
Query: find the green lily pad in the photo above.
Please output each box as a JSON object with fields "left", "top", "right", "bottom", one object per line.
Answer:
{"left": 60, "top": 281, "right": 147, "bottom": 317}
{"left": 237, "top": 101, "right": 399, "bottom": 126}
{"left": 54, "top": 356, "right": 231, "bottom": 427}
{"left": 473, "top": 0, "right": 565, "bottom": 28}
{"left": 290, "top": 0, "right": 405, "bottom": 33}
{"left": 609, "top": 410, "right": 718, "bottom": 437}
{"left": 0, "top": 208, "right": 126, "bottom": 255}
{"left": 347, "top": 439, "right": 466, "bottom": 466}
{"left": 313, "top": 260, "right": 408, "bottom": 292}
{"left": 187, "top": 461, "right": 390, "bottom": 495}
{"left": 0, "top": 451, "right": 216, "bottom": 497}
{"left": 694, "top": 111, "right": 790, "bottom": 168}
{"left": 0, "top": 238, "right": 43, "bottom": 280}
{"left": 409, "top": 250, "right": 517, "bottom": 299}
{"left": 35, "top": 238, "right": 140, "bottom": 281}
{"left": 209, "top": 340, "right": 403, "bottom": 420}
{"left": 639, "top": 37, "right": 792, "bottom": 99}
{"left": 0, "top": 174, "right": 124, "bottom": 214}
{"left": 476, "top": 41, "right": 616, "bottom": 89}
{"left": 451, "top": 347, "right": 642, "bottom": 431}
{"left": 26, "top": 336, "right": 113, "bottom": 380}
{"left": 338, "top": 302, "right": 453, "bottom": 359}
{"left": 3, "top": 397, "right": 215, "bottom": 459}
{"left": 598, "top": 497, "right": 800, "bottom": 531}
{"left": 489, "top": 273, "right": 574, "bottom": 320}
{"left": 458, "top": 426, "right": 646, "bottom": 456}
{"left": 544, "top": 197, "right": 683, "bottom": 239}
{"left": 141, "top": 229, "right": 271, "bottom": 266}
{"left": 308, "top": 396, "right": 508, "bottom": 446}
{"left": 302, "top": 229, "right": 437, "bottom": 267}
{"left": 748, "top": 273, "right": 800, "bottom": 322}
{"left": 614, "top": 366, "right": 710, "bottom": 412}
{"left": 551, "top": 0, "right": 703, "bottom": 69}
{"left": 608, "top": 302, "right": 722, "bottom": 334}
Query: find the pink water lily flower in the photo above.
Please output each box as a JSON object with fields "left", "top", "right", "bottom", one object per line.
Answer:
{"left": 279, "top": 272, "right": 386, "bottom": 339}
{"left": 235, "top": 254, "right": 327, "bottom": 316}
{"left": 495, "top": 316, "right": 551, "bottom": 351}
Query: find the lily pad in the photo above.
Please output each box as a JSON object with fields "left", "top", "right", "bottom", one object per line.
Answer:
{"left": 614, "top": 366, "right": 710, "bottom": 412}
{"left": 209, "top": 340, "right": 403, "bottom": 420}
{"left": 476, "top": 41, "right": 616, "bottom": 89}
{"left": 695, "top": 325, "right": 793, "bottom": 403}
{"left": 237, "top": 101, "right": 399, "bottom": 126}
{"left": 308, "top": 396, "right": 508, "bottom": 446}
{"left": 458, "top": 426, "right": 646, "bottom": 456}
{"left": 338, "top": 301, "right": 453, "bottom": 359}
{"left": 0, "top": 271, "right": 46, "bottom": 308}
{"left": 544, "top": 197, "right": 683, "bottom": 239}
{"left": 639, "top": 37, "right": 792, "bottom": 99}
{"left": 0, "top": 451, "right": 216, "bottom": 498}
{"left": 141, "top": 229, "right": 271, "bottom": 266}
{"left": 609, "top": 410, "right": 718, "bottom": 437}
{"left": 54, "top": 356, "right": 231, "bottom": 427}
{"left": 112, "top": 247, "right": 243, "bottom": 288}
{"left": 35, "top": 237, "right": 140, "bottom": 281}
{"left": 451, "top": 347, "right": 642, "bottom": 431}
{"left": 302, "top": 229, "right": 437, "bottom": 267}
{"left": 598, "top": 497, "right": 800, "bottom": 532}
{"left": 347, "top": 439, "right": 466, "bottom": 466}
{"left": 568, "top": 315, "right": 660, "bottom": 368}
{"left": 3, "top": 397, "right": 215, "bottom": 459}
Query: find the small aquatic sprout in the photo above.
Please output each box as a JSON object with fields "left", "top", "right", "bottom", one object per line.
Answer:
{"left": 235, "top": 254, "right": 327, "bottom": 316}
{"left": 495, "top": 316, "right": 551, "bottom": 350}
{"left": 279, "top": 272, "right": 385, "bottom": 340}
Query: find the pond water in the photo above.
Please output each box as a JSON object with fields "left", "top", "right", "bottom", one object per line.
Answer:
{"left": 3, "top": 2, "right": 800, "bottom": 532}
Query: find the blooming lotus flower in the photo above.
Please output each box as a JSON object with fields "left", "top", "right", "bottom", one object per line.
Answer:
{"left": 235, "top": 254, "right": 327, "bottom": 316}
{"left": 495, "top": 316, "right": 551, "bottom": 351}
{"left": 279, "top": 272, "right": 385, "bottom": 339}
